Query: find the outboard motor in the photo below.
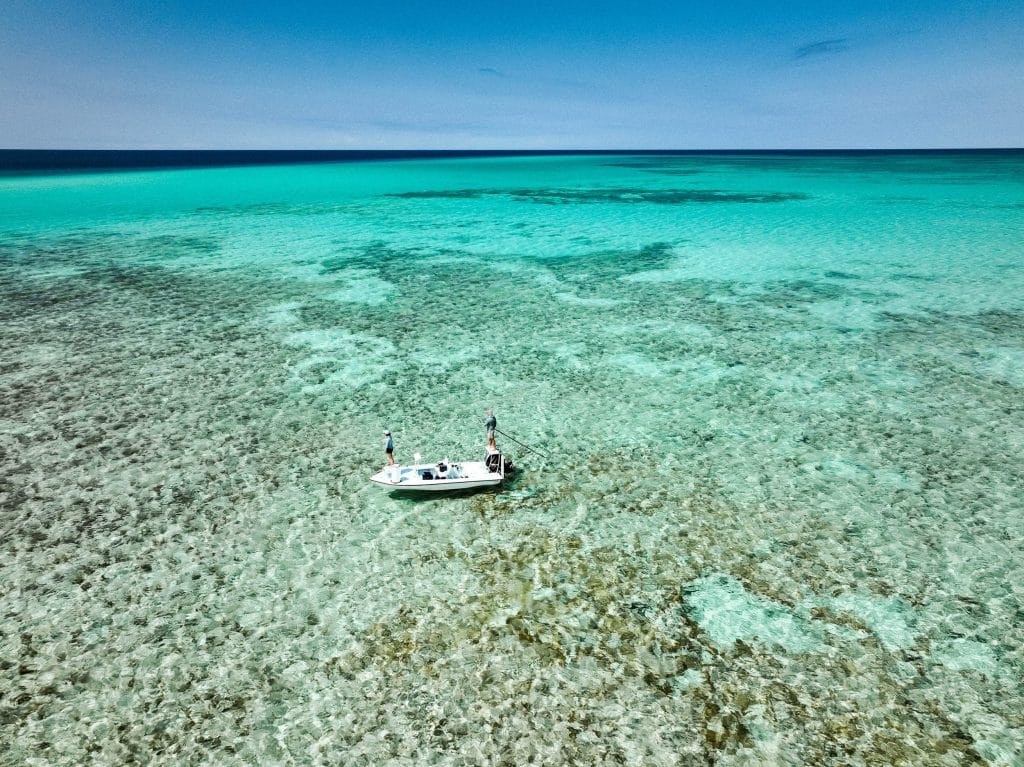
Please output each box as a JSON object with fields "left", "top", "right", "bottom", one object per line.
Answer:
{"left": 485, "top": 452, "right": 501, "bottom": 473}
{"left": 502, "top": 456, "right": 515, "bottom": 476}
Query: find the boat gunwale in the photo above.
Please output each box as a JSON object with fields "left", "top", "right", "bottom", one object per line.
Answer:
{"left": 369, "top": 458, "right": 505, "bottom": 490}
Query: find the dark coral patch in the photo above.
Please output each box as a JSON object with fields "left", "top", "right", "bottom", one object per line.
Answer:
{"left": 320, "top": 241, "right": 418, "bottom": 274}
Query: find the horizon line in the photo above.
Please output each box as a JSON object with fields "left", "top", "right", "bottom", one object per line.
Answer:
{"left": 3, "top": 147, "right": 1021, "bottom": 174}
{"left": 4, "top": 147, "right": 1022, "bottom": 152}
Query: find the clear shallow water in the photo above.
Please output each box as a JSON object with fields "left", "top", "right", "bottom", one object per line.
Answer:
{"left": 1, "top": 152, "right": 1023, "bottom": 765}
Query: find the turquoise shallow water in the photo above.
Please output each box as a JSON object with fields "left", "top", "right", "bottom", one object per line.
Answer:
{"left": 1, "top": 153, "right": 1023, "bottom": 765}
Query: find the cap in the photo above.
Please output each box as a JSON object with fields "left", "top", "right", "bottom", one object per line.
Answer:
{"left": 383, "top": 430, "right": 391, "bottom": 435}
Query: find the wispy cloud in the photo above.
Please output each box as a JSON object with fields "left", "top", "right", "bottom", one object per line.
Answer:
{"left": 477, "top": 66, "right": 595, "bottom": 92}
{"left": 794, "top": 38, "right": 849, "bottom": 59}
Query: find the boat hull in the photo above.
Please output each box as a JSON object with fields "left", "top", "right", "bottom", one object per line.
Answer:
{"left": 369, "top": 476, "right": 502, "bottom": 491}
{"left": 370, "top": 459, "right": 504, "bottom": 492}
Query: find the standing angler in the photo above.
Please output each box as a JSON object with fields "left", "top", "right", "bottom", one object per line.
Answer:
{"left": 384, "top": 430, "right": 394, "bottom": 465}
{"left": 484, "top": 409, "right": 497, "bottom": 450}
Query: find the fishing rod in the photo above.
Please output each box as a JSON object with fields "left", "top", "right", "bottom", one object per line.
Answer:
{"left": 495, "top": 428, "right": 549, "bottom": 460}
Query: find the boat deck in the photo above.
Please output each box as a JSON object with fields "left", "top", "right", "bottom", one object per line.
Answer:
{"left": 370, "top": 458, "right": 503, "bottom": 491}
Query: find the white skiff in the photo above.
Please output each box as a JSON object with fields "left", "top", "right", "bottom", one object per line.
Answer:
{"left": 370, "top": 450, "right": 512, "bottom": 492}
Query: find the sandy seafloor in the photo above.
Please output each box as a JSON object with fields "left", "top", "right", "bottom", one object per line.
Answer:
{"left": 1, "top": 152, "right": 1023, "bottom": 765}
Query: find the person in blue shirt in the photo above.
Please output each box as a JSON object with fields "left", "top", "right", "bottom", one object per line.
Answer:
{"left": 484, "top": 409, "right": 497, "bottom": 450}
{"left": 384, "top": 430, "right": 394, "bottom": 465}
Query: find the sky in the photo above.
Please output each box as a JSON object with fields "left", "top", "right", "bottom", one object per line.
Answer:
{"left": 1, "top": 0, "right": 1022, "bottom": 149}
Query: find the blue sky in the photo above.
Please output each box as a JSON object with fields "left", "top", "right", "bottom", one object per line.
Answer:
{"left": 1, "top": 0, "right": 1021, "bottom": 148}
